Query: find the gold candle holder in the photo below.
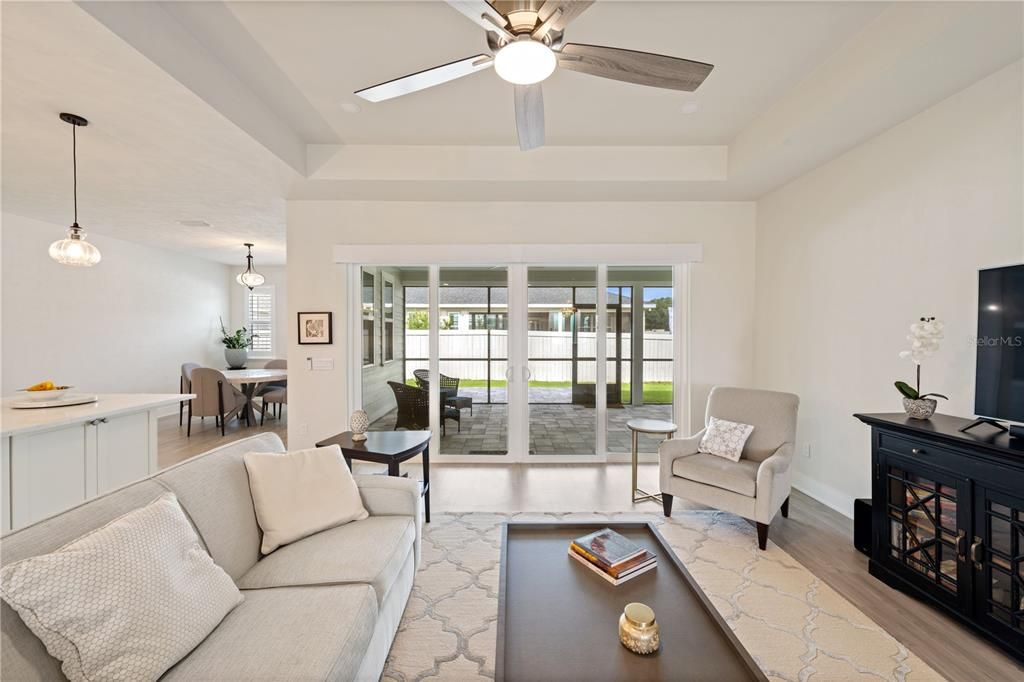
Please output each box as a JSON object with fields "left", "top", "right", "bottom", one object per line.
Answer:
{"left": 619, "top": 602, "right": 660, "bottom": 655}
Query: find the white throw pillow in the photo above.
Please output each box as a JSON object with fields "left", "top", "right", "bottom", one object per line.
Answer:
{"left": 698, "top": 416, "right": 755, "bottom": 462}
{"left": 0, "top": 493, "right": 242, "bottom": 682}
{"left": 244, "top": 444, "right": 369, "bottom": 554}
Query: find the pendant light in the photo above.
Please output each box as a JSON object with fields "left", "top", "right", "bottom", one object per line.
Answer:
{"left": 49, "top": 113, "right": 101, "bottom": 267}
{"left": 236, "top": 243, "right": 265, "bottom": 290}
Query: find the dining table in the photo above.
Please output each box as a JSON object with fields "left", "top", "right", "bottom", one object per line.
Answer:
{"left": 221, "top": 368, "right": 287, "bottom": 427}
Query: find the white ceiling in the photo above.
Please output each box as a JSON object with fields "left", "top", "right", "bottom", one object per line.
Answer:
{"left": 1, "top": 1, "right": 296, "bottom": 265}
{"left": 226, "top": 1, "right": 884, "bottom": 146}
{"left": 1, "top": 1, "right": 1021, "bottom": 264}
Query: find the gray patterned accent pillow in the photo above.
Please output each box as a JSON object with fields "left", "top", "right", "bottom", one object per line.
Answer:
{"left": 0, "top": 493, "right": 242, "bottom": 682}
{"left": 698, "top": 416, "right": 755, "bottom": 462}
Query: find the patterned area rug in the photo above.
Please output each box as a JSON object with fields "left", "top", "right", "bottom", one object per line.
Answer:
{"left": 382, "top": 512, "right": 944, "bottom": 682}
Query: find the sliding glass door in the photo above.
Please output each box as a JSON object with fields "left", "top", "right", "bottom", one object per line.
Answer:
{"left": 353, "top": 258, "right": 684, "bottom": 462}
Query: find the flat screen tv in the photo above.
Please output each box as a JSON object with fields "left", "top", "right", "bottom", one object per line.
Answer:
{"left": 974, "top": 264, "right": 1024, "bottom": 426}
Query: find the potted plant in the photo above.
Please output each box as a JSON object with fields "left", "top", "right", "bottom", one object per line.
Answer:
{"left": 220, "top": 317, "right": 255, "bottom": 369}
{"left": 895, "top": 316, "right": 948, "bottom": 420}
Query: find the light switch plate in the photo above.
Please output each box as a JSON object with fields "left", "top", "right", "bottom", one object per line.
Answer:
{"left": 311, "top": 358, "right": 334, "bottom": 371}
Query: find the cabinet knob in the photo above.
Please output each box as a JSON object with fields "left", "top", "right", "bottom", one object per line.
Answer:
{"left": 911, "top": 447, "right": 926, "bottom": 455}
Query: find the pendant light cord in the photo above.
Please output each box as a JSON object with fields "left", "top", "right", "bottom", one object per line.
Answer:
{"left": 72, "top": 122, "right": 78, "bottom": 225}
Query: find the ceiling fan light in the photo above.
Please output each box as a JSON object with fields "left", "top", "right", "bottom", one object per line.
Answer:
{"left": 494, "top": 38, "right": 556, "bottom": 85}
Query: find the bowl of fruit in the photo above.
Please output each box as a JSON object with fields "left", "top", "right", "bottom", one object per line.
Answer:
{"left": 20, "top": 381, "right": 73, "bottom": 402}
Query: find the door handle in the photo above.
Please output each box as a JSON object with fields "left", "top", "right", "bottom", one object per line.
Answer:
{"left": 504, "top": 367, "right": 514, "bottom": 382}
{"left": 522, "top": 366, "right": 531, "bottom": 381}
{"left": 956, "top": 531, "right": 968, "bottom": 560}
{"left": 971, "top": 537, "right": 984, "bottom": 569}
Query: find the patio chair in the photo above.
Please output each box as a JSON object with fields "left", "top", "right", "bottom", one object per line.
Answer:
{"left": 388, "top": 381, "right": 461, "bottom": 435}
{"left": 413, "top": 369, "right": 472, "bottom": 416}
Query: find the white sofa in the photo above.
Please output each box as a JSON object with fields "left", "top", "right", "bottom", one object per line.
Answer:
{"left": 660, "top": 386, "right": 799, "bottom": 550}
{"left": 1, "top": 433, "right": 421, "bottom": 681}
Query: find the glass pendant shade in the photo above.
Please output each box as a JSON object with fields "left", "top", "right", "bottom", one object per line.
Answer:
{"left": 49, "top": 225, "right": 101, "bottom": 267}
{"left": 237, "top": 270, "right": 265, "bottom": 289}
{"left": 236, "top": 243, "right": 264, "bottom": 290}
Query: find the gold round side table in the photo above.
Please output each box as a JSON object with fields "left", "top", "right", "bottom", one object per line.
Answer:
{"left": 626, "top": 418, "right": 677, "bottom": 504}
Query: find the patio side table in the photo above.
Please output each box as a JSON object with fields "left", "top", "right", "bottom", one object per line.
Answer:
{"left": 626, "top": 418, "right": 677, "bottom": 504}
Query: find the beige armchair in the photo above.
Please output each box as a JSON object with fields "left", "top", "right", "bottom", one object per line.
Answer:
{"left": 660, "top": 386, "right": 799, "bottom": 550}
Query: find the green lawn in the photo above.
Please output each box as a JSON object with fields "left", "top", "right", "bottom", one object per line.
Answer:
{"left": 407, "top": 378, "right": 673, "bottom": 404}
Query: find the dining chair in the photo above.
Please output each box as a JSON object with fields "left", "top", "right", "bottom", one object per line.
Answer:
{"left": 256, "top": 359, "right": 287, "bottom": 425}
{"left": 187, "top": 368, "right": 248, "bottom": 437}
{"left": 179, "top": 362, "right": 200, "bottom": 426}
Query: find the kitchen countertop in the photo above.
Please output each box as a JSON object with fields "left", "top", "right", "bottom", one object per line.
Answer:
{"left": 1, "top": 394, "right": 193, "bottom": 437}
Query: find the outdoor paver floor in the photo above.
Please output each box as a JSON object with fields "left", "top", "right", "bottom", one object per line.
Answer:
{"left": 369, "top": 401, "right": 674, "bottom": 455}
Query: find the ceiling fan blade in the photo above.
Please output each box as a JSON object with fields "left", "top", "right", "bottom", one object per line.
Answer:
{"left": 446, "top": 1, "right": 511, "bottom": 35}
{"left": 536, "top": 1, "right": 594, "bottom": 32}
{"left": 514, "top": 83, "right": 545, "bottom": 151}
{"left": 355, "top": 55, "right": 493, "bottom": 102}
{"left": 558, "top": 43, "right": 713, "bottom": 91}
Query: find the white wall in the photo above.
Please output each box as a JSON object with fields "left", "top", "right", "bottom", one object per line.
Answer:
{"left": 1, "top": 213, "right": 232, "bottom": 396}
{"left": 229, "top": 264, "right": 288, "bottom": 367}
{"left": 754, "top": 62, "right": 1024, "bottom": 516}
{"left": 286, "top": 201, "right": 757, "bottom": 449}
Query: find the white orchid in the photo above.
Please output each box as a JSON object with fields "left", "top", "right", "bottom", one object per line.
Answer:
{"left": 896, "top": 316, "right": 947, "bottom": 401}
{"left": 898, "top": 316, "right": 944, "bottom": 365}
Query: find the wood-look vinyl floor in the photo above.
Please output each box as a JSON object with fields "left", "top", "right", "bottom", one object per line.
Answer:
{"left": 157, "top": 418, "right": 1021, "bottom": 681}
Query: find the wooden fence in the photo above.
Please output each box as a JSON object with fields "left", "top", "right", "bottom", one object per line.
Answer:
{"left": 404, "top": 330, "right": 673, "bottom": 382}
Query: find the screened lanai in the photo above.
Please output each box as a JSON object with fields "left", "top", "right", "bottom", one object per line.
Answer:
{"left": 359, "top": 266, "right": 676, "bottom": 456}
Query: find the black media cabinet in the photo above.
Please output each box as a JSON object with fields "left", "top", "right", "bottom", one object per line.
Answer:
{"left": 854, "top": 413, "right": 1024, "bottom": 661}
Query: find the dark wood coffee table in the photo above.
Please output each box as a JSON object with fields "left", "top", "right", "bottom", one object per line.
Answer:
{"left": 496, "top": 522, "right": 765, "bottom": 681}
{"left": 315, "top": 430, "right": 431, "bottom": 522}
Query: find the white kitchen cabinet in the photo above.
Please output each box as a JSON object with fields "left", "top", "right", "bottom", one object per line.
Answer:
{"left": 96, "top": 411, "right": 153, "bottom": 494}
{"left": 10, "top": 423, "right": 91, "bottom": 529}
{"left": 1, "top": 394, "right": 188, "bottom": 532}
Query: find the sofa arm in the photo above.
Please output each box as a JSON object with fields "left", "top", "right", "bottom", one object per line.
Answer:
{"left": 659, "top": 430, "right": 705, "bottom": 490}
{"left": 355, "top": 475, "right": 423, "bottom": 567}
{"left": 754, "top": 443, "right": 795, "bottom": 524}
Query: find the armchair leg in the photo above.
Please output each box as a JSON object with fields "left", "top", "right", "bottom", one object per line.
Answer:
{"left": 662, "top": 493, "right": 673, "bottom": 517}
{"left": 781, "top": 496, "right": 790, "bottom": 519}
{"left": 756, "top": 522, "right": 769, "bottom": 551}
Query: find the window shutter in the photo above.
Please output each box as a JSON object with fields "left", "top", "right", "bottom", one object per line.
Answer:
{"left": 247, "top": 286, "right": 274, "bottom": 355}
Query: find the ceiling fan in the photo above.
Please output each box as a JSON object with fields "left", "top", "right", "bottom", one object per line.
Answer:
{"left": 354, "top": 1, "right": 714, "bottom": 151}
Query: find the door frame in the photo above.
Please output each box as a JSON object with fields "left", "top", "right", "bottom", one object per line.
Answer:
{"left": 339, "top": 243, "right": 700, "bottom": 463}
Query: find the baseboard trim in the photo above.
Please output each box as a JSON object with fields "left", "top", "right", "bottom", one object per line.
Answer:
{"left": 791, "top": 474, "right": 854, "bottom": 520}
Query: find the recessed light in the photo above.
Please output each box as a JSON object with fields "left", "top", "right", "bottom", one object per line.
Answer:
{"left": 681, "top": 102, "right": 699, "bottom": 115}
{"left": 340, "top": 101, "right": 362, "bottom": 114}
{"left": 178, "top": 219, "right": 210, "bottom": 228}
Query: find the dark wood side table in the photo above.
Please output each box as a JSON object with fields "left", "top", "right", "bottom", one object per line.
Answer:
{"left": 315, "top": 430, "right": 431, "bottom": 523}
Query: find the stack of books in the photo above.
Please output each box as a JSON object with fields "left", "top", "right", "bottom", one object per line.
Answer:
{"left": 568, "top": 527, "right": 657, "bottom": 585}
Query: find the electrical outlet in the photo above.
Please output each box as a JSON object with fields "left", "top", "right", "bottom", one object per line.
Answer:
{"left": 802, "top": 443, "right": 811, "bottom": 458}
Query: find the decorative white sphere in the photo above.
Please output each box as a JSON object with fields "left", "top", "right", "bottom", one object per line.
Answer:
{"left": 350, "top": 409, "right": 369, "bottom": 441}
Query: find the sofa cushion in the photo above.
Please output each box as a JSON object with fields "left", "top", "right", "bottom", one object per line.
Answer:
{"left": 1, "top": 480, "right": 169, "bottom": 682}
{"left": 243, "top": 445, "right": 369, "bottom": 555}
{"left": 237, "top": 516, "right": 415, "bottom": 607}
{"left": 156, "top": 433, "right": 285, "bottom": 581}
{"left": 672, "top": 453, "right": 760, "bottom": 497}
{"left": 162, "top": 584, "right": 377, "bottom": 681}
{"left": 0, "top": 494, "right": 242, "bottom": 682}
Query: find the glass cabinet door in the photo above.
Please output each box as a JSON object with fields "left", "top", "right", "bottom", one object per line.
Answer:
{"left": 881, "top": 455, "right": 969, "bottom": 611}
{"left": 973, "top": 487, "right": 1024, "bottom": 652}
